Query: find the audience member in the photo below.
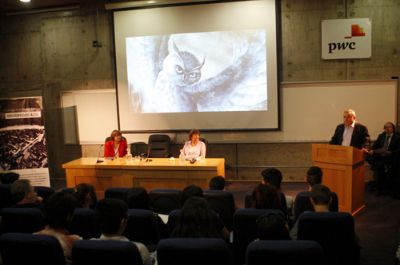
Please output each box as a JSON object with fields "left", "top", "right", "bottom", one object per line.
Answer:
{"left": 10, "top": 179, "right": 42, "bottom": 207}
{"left": 181, "top": 184, "right": 204, "bottom": 205}
{"left": 171, "top": 197, "right": 224, "bottom": 238}
{"left": 127, "top": 187, "right": 149, "bottom": 209}
{"left": 0, "top": 172, "right": 19, "bottom": 184}
{"left": 104, "top": 129, "right": 127, "bottom": 158}
{"left": 74, "top": 183, "right": 97, "bottom": 209}
{"left": 261, "top": 168, "right": 290, "bottom": 215}
{"left": 251, "top": 184, "right": 281, "bottom": 210}
{"left": 94, "top": 198, "right": 150, "bottom": 264}
{"left": 306, "top": 166, "right": 323, "bottom": 189}
{"left": 209, "top": 176, "right": 226, "bottom": 190}
{"left": 35, "top": 192, "right": 81, "bottom": 265}
{"left": 256, "top": 212, "right": 291, "bottom": 240}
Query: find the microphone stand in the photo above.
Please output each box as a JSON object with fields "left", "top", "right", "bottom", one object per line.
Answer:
{"left": 96, "top": 144, "right": 104, "bottom": 163}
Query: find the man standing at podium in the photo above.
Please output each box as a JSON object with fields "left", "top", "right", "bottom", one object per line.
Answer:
{"left": 330, "top": 109, "right": 370, "bottom": 151}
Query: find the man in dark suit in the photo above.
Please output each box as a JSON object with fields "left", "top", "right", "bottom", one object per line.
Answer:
{"left": 367, "top": 122, "right": 400, "bottom": 196}
{"left": 330, "top": 109, "right": 370, "bottom": 150}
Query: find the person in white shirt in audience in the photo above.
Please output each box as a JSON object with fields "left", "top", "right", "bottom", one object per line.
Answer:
{"left": 182, "top": 129, "right": 206, "bottom": 161}
{"left": 93, "top": 198, "right": 151, "bottom": 265}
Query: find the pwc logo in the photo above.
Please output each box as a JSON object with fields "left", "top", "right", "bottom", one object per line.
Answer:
{"left": 322, "top": 18, "right": 371, "bottom": 60}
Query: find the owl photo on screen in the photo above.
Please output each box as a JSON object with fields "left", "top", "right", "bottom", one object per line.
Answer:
{"left": 126, "top": 30, "right": 267, "bottom": 113}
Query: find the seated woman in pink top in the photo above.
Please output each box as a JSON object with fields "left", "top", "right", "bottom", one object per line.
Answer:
{"left": 182, "top": 129, "right": 206, "bottom": 161}
{"left": 104, "top": 129, "right": 127, "bottom": 158}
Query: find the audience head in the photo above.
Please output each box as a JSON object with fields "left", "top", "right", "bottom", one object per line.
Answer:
{"left": 43, "top": 192, "right": 79, "bottom": 229}
{"left": 209, "top": 176, "right": 226, "bottom": 190}
{"left": 251, "top": 184, "right": 281, "bottom": 210}
{"left": 181, "top": 184, "right": 203, "bottom": 205}
{"left": 261, "top": 168, "right": 283, "bottom": 190}
{"left": 127, "top": 187, "right": 149, "bottom": 209}
{"left": 171, "top": 197, "right": 221, "bottom": 238}
{"left": 96, "top": 198, "right": 128, "bottom": 235}
{"left": 343, "top": 109, "right": 356, "bottom": 126}
{"left": 10, "top": 179, "right": 39, "bottom": 205}
{"left": 110, "top": 129, "right": 122, "bottom": 142}
{"left": 0, "top": 172, "right": 19, "bottom": 184}
{"left": 74, "top": 183, "right": 97, "bottom": 209}
{"left": 306, "top": 166, "right": 323, "bottom": 188}
{"left": 188, "top": 129, "right": 200, "bottom": 143}
{"left": 310, "top": 184, "right": 331, "bottom": 210}
{"left": 384, "top": 121, "right": 395, "bottom": 135}
{"left": 256, "top": 211, "right": 290, "bottom": 240}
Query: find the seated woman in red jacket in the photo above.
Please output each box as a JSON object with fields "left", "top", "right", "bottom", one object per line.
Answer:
{"left": 104, "top": 129, "right": 127, "bottom": 158}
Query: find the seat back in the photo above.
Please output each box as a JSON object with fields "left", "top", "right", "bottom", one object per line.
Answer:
{"left": 233, "top": 208, "right": 284, "bottom": 265}
{"left": 246, "top": 240, "right": 324, "bottom": 265}
{"left": 104, "top": 187, "right": 131, "bottom": 202}
{"left": 148, "top": 134, "right": 171, "bottom": 158}
{"left": 130, "top": 142, "right": 148, "bottom": 156}
{"left": 34, "top": 186, "right": 55, "bottom": 202}
{"left": 167, "top": 209, "right": 181, "bottom": 234}
{"left": 297, "top": 212, "right": 359, "bottom": 265}
{"left": 149, "top": 189, "right": 182, "bottom": 214}
{"left": 69, "top": 208, "right": 101, "bottom": 239}
{"left": 204, "top": 190, "right": 235, "bottom": 230}
{"left": 0, "top": 232, "right": 66, "bottom": 265}
{"left": 72, "top": 239, "right": 142, "bottom": 265}
{"left": 293, "top": 191, "right": 339, "bottom": 222}
{"left": 123, "top": 209, "right": 161, "bottom": 246}
{"left": 1, "top": 207, "right": 45, "bottom": 233}
{"left": 0, "top": 184, "right": 12, "bottom": 209}
{"left": 157, "top": 238, "right": 233, "bottom": 265}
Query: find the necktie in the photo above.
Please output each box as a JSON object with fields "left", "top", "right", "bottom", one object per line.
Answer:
{"left": 383, "top": 135, "right": 390, "bottom": 150}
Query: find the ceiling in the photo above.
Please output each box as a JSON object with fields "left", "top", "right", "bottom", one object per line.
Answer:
{"left": 0, "top": 0, "right": 82, "bottom": 13}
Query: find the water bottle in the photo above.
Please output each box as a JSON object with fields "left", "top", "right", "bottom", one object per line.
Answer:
{"left": 179, "top": 149, "right": 185, "bottom": 163}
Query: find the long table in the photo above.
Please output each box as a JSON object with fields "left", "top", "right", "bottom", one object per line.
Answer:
{"left": 62, "top": 157, "right": 225, "bottom": 198}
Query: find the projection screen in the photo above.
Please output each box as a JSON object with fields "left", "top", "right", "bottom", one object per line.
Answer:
{"left": 113, "top": 0, "right": 279, "bottom": 131}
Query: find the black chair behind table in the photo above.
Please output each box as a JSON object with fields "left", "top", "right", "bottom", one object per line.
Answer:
{"left": 200, "top": 137, "right": 209, "bottom": 146}
{"left": 69, "top": 208, "right": 101, "bottom": 239}
{"left": 297, "top": 212, "right": 360, "bottom": 265}
{"left": 0, "top": 232, "right": 66, "bottom": 265}
{"left": 233, "top": 208, "right": 285, "bottom": 265}
{"left": 149, "top": 189, "right": 182, "bottom": 215}
{"left": 130, "top": 142, "right": 148, "bottom": 156}
{"left": 293, "top": 191, "right": 339, "bottom": 222}
{"left": 0, "top": 184, "right": 12, "bottom": 210}
{"left": 157, "top": 238, "right": 233, "bottom": 265}
{"left": 1, "top": 207, "right": 45, "bottom": 234}
{"left": 204, "top": 190, "right": 236, "bottom": 231}
{"left": 148, "top": 134, "right": 171, "bottom": 158}
{"left": 34, "top": 186, "right": 55, "bottom": 202}
{"left": 123, "top": 209, "right": 161, "bottom": 247}
{"left": 244, "top": 192, "right": 288, "bottom": 217}
{"left": 72, "top": 239, "right": 143, "bottom": 265}
{"left": 246, "top": 240, "right": 324, "bottom": 265}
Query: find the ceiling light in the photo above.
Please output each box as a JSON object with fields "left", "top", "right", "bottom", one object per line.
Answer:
{"left": 20, "top": 0, "right": 31, "bottom": 3}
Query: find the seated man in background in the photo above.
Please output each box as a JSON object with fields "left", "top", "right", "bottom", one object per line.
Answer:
{"left": 261, "top": 168, "right": 289, "bottom": 217}
{"left": 10, "top": 179, "right": 42, "bottom": 207}
{"left": 94, "top": 198, "right": 150, "bottom": 264}
{"left": 208, "top": 176, "right": 226, "bottom": 190}
{"left": 367, "top": 122, "right": 400, "bottom": 196}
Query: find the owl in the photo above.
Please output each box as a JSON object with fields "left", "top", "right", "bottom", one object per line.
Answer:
{"left": 153, "top": 41, "right": 205, "bottom": 112}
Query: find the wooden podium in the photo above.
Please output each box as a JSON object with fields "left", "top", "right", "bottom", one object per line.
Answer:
{"left": 311, "top": 144, "right": 366, "bottom": 216}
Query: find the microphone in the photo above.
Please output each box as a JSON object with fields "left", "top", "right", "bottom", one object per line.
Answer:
{"left": 96, "top": 144, "right": 104, "bottom": 163}
{"left": 145, "top": 143, "right": 152, "bottom": 162}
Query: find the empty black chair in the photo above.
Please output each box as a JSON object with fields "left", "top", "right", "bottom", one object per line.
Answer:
{"left": 204, "top": 190, "right": 236, "bottom": 230}
{"left": 149, "top": 189, "right": 182, "bottom": 214}
{"left": 148, "top": 134, "right": 171, "bottom": 158}
{"left": 69, "top": 208, "right": 100, "bottom": 239}
{"left": 123, "top": 209, "right": 161, "bottom": 246}
{"left": 0, "top": 232, "right": 66, "bottom": 265}
{"left": 293, "top": 191, "right": 339, "bottom": 222}
{"left": 297, "top": 212, "right": 359, "bottom": 265}
{"left": 105, "top": 187, "right": 131, "bottom": 202}
{"left": 233, "top": 208, "right": 284, "bottom": 265}
{"left": 0, "top": 184, "right": 12, "bottom": 209}
{"left": 1, "top": 207, "right": 45, "bottom": 233}
{"left": 246, "top": 240, "right": 324, "bottom": 265}
{"left": 72, "top": 239, "right": 142, "bottom": 265}
{"left": 130, "top": 142, "right": 148, "bottom": 157}
{"left": 34, "top": 186, "right": 55, "bottom": 202}
{"left": 157, "top": 238, "right": 233, "bottom": 265}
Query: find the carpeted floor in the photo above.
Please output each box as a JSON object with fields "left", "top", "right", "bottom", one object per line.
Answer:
{"left": 225, "top": 181, "right": 400, "bottom": 265}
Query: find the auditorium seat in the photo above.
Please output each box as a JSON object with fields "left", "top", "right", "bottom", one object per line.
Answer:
{"left": 149, "top": 189, "right": 182, "bottom": 214}
{"left": 233, "top": 208, "right": 284, "bottom": 265}
{"left": 0, "top": 184, "right": 12, "bottom": 210}
{"left": 72, "top": 239, "right": 142, "bottom": 265}
{"left": 105, "top": 187, "right": 131, "bottom": 202}
{"left": 69, "top": 208, "right": 100, "bottom": 239}
{"left": 293, "top": 191, "right": 339, "bottom": 222}
{"left": 0, "top": 232, "right": 66, "bottom": 265}
{"left": 157, "top": 238, "right": 233, "bottom": 265}
{"left": 1, "top": 207, "right": 45, "bottom": 234}
{"left": 297, "top": 212, "right": 360, "bottom": 265}
{"left": 204, "top": 190, "right": 236, "bottom": 230}
{"left": 123, "top": 209, "right": 161, "bottom": 247}
{"left": 148, "top": 134, "right": 171, "bottom": 158}
{"left": 246, "top": 240, "right": 324, "bottom": 265}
